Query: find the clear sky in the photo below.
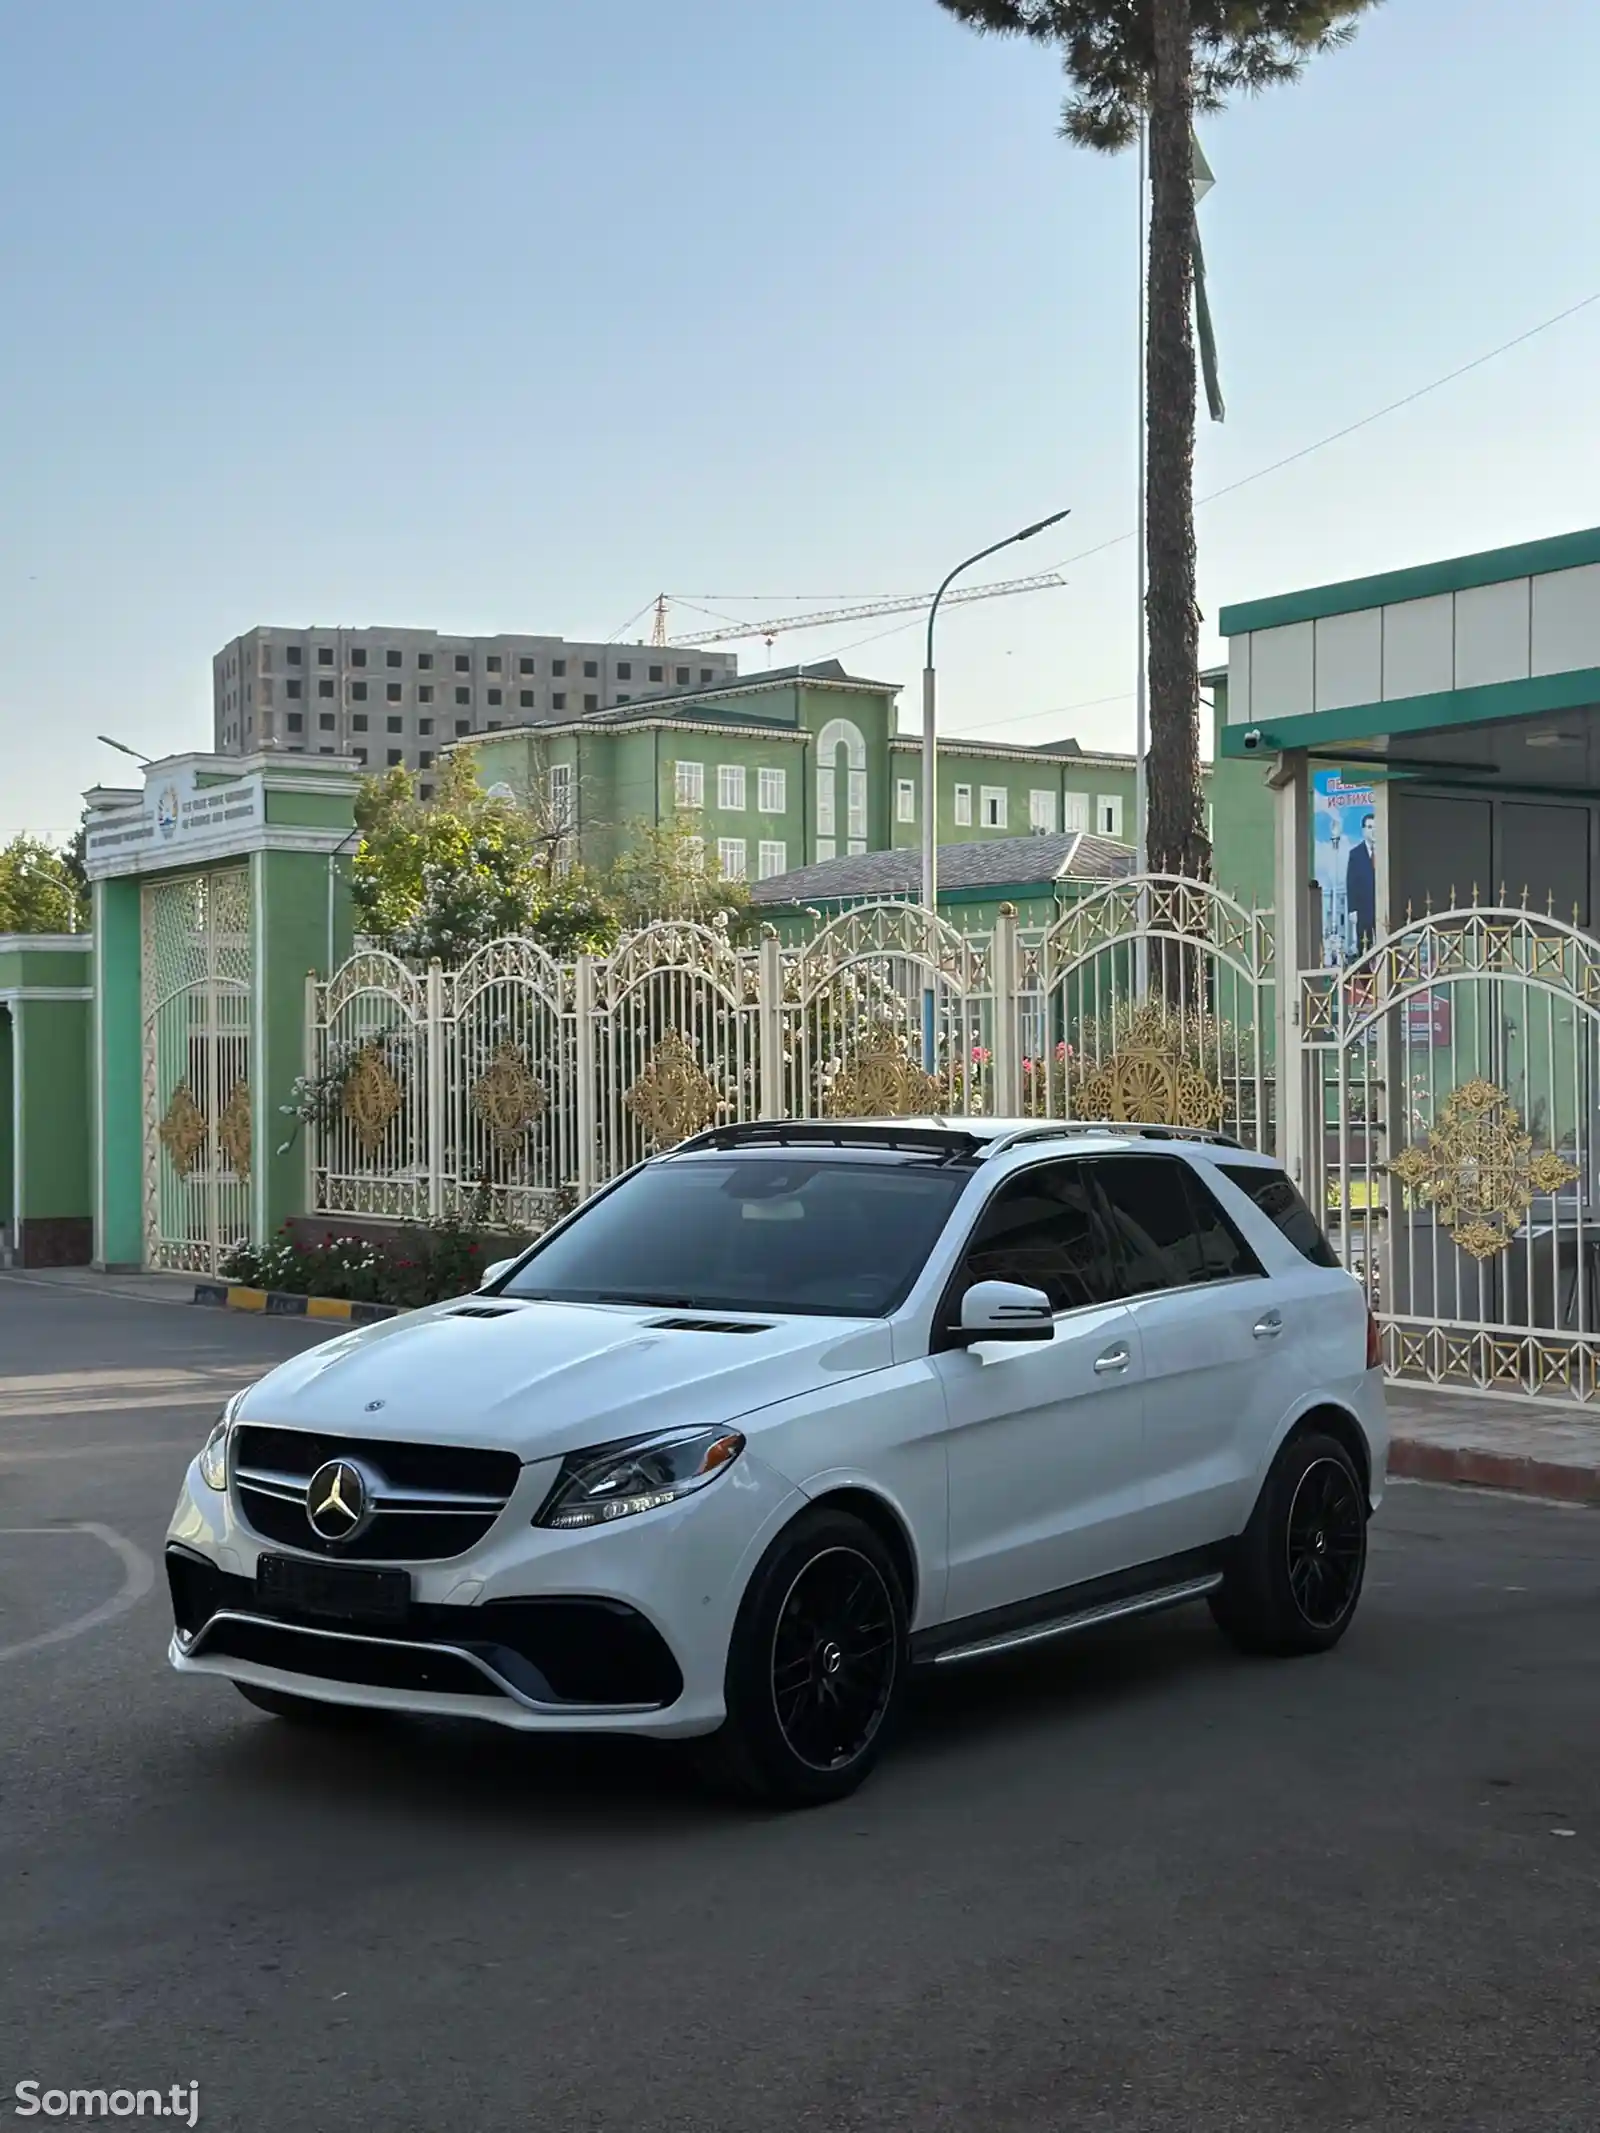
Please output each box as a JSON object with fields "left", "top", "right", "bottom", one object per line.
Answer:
{"left": 4, "top": 0, "right": 1599, "bottom": 838}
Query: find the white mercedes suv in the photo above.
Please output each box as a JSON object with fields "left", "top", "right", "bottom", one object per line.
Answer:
{"left": 167, "top": 1119, "right": 1388, "bottom": 1805}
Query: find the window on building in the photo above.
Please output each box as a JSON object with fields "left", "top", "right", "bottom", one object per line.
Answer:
{"left": 286, "top": 645, "right": 302, "bottom": 665}
{"left": 487, "top": 654, "right": 501, "bottom": 673}
{"left": 418, "top": 685, "right": 433, "bottom": 704}
{"left": 549, "top": 761, "right": 574, "bottom": 830}
{"left": 520, "top": 689, "right": 534, "bottom": 708}
{"left": 351, "top": 648, "right": 367, "bottom": 667}
{"left": 261, "top": 680, "right": 274, "bottom": 704}
{"left": 386, "top": 748, "right": 402, "bottom": 766}
{"left": 352, "top": 713, "right": 368, "bottom": 733}
{"left": 717, "top": 837, "right": 747, "bottom": 880}
{"left": 848, "top": 769, "right": 867, "bottom": 843}
{"left": 583, "top": 660, "right": 598, "bottom": 678}
{"left": 718, "top": 764, "right": 746, "bottom": 810}
{"left": 757, "top": 840, "right": 788, "bottom": 879}
{"left": 418, "top": 718, "right": 432, "bottom": 735}
{"left": 317, "top": 646, "right": 333, "bottom": 666}
{"left": 286, "top": 712, "right": 303, "bottom": 733}
{"left": 617, "top": 693, "right": 631, "bottom": 703}
{"left": 318, "top": 745, "right": 334, "bottom": 755}
{"left": 519, "top": 656, "right": 535, "bottom": 675}
{"left": 552, "top": 659, "right": 566, "bottom": 677}
{"left": 649, "top": 665, "right": 664, "bottom": 683}
{"left": 1029, "top": 789, "right": 1057, "bottom": 834}
{"left": 419, "top": 750, "right": 434, "bottom": 769}
{"left": 584, "top": 694, "right": 598, "bottom": 711}
{"left": 487, "top": 720, "right": 501, "bottom": 730}
{"left": 484, "top": 688, "right": 501, "bottom": 707}
{"left": 386, "top": 682, "right": 402, "bottom": 702}
{"left": 617, "top": 662, "right": 631, "bottom": 680}
{"left": 1063, "top": 791, "right": 1089, "bottom": 833}
{"left": 683, "top": 835, "right": 706, "bottom": 871}
{"left": 1097, "top": 794, "right": 1124, "bottom": 838}
{"left": 456, "top": 687, "right": 470, "bottom": 706}
{"left": 675, "top": 666, "right": 690, "bottom": 686}
{"left": 387, "top": 716, "right": 403, "bottom": 733}
{"left": 701, "top": 669, "right": 714, "bottom": 685}
{"left": 954, "top": 784, "right": 972, "bottom": 826}
{"left": 245, "top": 683, "right": 251, "bottom": 703}
{"left": 386, "top": 649, "right": 402, "bottom": 668}
{"left": 285, "top": 678, "right": 302, "bottom": 699}
{"left": 675, "top": 760, "right": 705, "bottom": 808}
{"left": 351, "top": 681, "right": 368, "bottom": 702}
{"left": 417, "top": 652, "right": 433, "bottom": 671}
{"left": 980, "top": 787, "right": 1007, "bottom": 829}
{"left": 319, "top": 712, "right": 335, "bottom": 731}
{"left": 420, "top": 782, "right": 434, "bottom": 801}
{"left": 353, "top": 747, "right": 367, "bottom": 765}
{"left": 455, "top": 718, "right": 470, "bottom": 736}
{"left": 551, "top": 693, "right": 566, "bottom": 711}
{"left": 758, "top": 767, "right": 786, "bottom": 812}
{"left": 455, "top": 653, "right": 470, "bottom": 673}
{"left": 318, "top": 677, "right": 334, "bottom": 698}
{"left": 896, "top": 777, "right": 915, "bottom": 824}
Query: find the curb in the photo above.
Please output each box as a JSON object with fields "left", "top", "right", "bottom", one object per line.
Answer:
{"left": 1389, "top": 1435, "right": 1600, "bottom": 1507}
{"left": 192, "top": 1282, "right": 399, "bottom": 1326}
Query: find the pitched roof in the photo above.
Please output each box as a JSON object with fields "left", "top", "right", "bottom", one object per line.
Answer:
{"left": 748, "top": 830, "right": 1135, "bottom": 906}
{"left": 580, "top": 657, "right": 898, "bottom": 726}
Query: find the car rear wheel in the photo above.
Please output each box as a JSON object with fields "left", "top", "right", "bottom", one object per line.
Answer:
{"left": 1210, "top": 1428, "right": 1368, "bottom": 1657}
{"left": 233, "top": 1681, "right": 385, "bottom": 1725}
{"left": 702, "top": 1508, "right": 908, "bottom": 1807}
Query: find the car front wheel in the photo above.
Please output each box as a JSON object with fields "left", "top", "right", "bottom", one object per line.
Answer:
{"left": 705, "top": 1508, "right": 908, "bottom": 1807}
{"left": 1210, "top": 1428, "right": 1368, "bottom": 1656}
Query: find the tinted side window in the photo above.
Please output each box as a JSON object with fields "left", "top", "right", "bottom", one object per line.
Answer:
{"left": 1218, "top": 1164, "right": 1339, "bottom": 1267}
{"left": 1092, "top": 1156, "right": 1261, "bottom": 1296}
{"left": 957, "top": 1161, "right": 1116, "bottom": 1313}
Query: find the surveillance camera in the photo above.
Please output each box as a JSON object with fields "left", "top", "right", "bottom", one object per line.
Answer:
{"left": 1242, "top": 727, "right": 1263, "bottom": 752}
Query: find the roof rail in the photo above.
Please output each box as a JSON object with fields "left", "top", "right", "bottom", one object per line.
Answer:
{"left": 980, "top": 1120, "right": 1242, "bottom": 1157}
{"left": 675, "top": 1120, "right": 983, "bottom": 1158}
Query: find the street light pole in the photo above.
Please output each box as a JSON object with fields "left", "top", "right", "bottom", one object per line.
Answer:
{"left": 96, "top": 735, "right": 153, "bottom": 767}
{"left": 920, "top": 506, "right": 1072, "bottom": 1069}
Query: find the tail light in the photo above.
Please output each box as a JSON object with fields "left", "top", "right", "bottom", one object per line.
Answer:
{"left": 1365, "top": 1309, "right": 1382, "bottom": 1371}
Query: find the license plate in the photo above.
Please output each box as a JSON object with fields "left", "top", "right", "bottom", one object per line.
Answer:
{"left": 255, "top": 1553, "right": 411, "bottom": 1626}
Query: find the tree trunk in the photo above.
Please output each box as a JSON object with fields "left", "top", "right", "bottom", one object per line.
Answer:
{"left": 1144, "top": 0, "right": 1209, "bottom": 883}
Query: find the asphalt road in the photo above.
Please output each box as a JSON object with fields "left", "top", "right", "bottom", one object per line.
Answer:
{"left": 1, "top": 1272, "right": 1597, "bottom": 2133}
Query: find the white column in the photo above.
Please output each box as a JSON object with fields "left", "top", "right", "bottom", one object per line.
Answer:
{"left": 990, "top": 903, "right": 1022, "bottom": 1117}
{"left": 757, "top": 928, "right": 785, "bottom": 1119}
{"left": 574, "top": 954, "right": 598, "bottom": 1202}
{"left": 1271, "top": 751, "right": 1312, "bottom": 1187}
{"left": 425, "top": 959, "right": 446, "bottom": 1222}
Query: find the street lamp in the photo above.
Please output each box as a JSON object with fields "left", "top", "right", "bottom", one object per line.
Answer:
{"left": 920, "top": 507, "right": 1071, "bottom": 1067}
{"left": 97, "top": 735, "right": 153, "bottom": 766}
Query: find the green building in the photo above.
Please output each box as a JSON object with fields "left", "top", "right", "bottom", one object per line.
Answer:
{"left": 450, "top": 658, "right": 1236, "bottom": 890}
{"left": 1, "top": 933, "right": 93, "bottom": 1266}
{"left": 749, "top": 828, "right": 1134, "bottom": 935}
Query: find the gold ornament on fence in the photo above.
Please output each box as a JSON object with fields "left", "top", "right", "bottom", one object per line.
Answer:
{"left": 1071, "top": 1004, "right": 1227, "bottom": 1130}
{"left": 825, "top": 1043, "right": 943, "bottom": 1119}
{"left": 1388, "top": 1077, "right": 1579, "bottom": 1261}
{"left": 625, "top": 1031, "right": 721, "bottom": 1146}
{"left": 472, "top": 1042, "right": 548, "bottom": 1152}
{"left": 158, "top": 1081, "right": 208, "bottom": 1177}
{"left": 343, "top": 1042, "right": 404, "bottom": 1155}
{"left": 217, "top": 1079, "right": 252, "bottom": 1177}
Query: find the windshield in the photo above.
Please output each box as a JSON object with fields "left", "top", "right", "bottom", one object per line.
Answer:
{"left": 500, "top": 1155, "right": 971, "bottom": 1317}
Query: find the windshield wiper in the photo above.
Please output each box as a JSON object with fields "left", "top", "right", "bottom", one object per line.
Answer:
{"left": 593, "top": 1290, "right": 705, "bottom": 1308}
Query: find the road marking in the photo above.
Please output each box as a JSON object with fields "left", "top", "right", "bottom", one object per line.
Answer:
{"left": 0, "top": 1523, "right": 157, "bottom": 1663}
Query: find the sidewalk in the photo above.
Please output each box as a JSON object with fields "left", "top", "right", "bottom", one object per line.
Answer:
{"left": 0, "top": 1264, "right": 202, "bottom": 1308}
{"left": 1386, "top": 1386, "right": 1600, "bottom": 1506}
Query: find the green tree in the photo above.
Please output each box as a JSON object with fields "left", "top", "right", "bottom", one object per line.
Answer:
{"left": 0, "top": 834, "right": 86, "bottom": 933}
{"left": 606, "top": 816, "right": 753, "bottom": 936}
{"left": 933, "top": 0, "right": 1376, "bottom": 875}
{"left": 352, "top": 757, "right": 543, "bottom": 961}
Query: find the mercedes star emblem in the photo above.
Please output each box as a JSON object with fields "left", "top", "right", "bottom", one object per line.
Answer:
{"left": 305, "top": 1458, "right": 373, "bottom": 1543}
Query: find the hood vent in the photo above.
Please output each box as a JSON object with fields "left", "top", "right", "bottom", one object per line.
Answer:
{"left": 646, "top": 1315, "right": 772, "bottom": 1335}
{"left": 449, "top": 1303, "right": 520, "bottom": 1320}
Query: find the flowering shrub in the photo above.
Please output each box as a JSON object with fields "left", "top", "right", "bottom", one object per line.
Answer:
{"left": 219, "top": 1195, "right": 539, "bottom": 1310}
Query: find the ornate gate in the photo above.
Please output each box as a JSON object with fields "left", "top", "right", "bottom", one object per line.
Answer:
{"left": 1301, "top": 903, "right": 1600, "bottom": 1403}
{"left": 141, "top": 869, "right": 253, "bottom": 1272}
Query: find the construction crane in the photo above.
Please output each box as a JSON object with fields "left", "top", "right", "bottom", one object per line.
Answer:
{"left": 647, "top": 572, "right": 1065, "bottom": 652}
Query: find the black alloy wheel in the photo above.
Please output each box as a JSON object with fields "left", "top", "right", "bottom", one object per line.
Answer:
{"left": 1285, "top": 1455, "right": 1366, "bottom": 1631}
{"left": 769, "top": 1546, "right": 898, "bottom": 1774}
{"left": 1209, "top": 1426, "right": 1370, "bottom": 1657}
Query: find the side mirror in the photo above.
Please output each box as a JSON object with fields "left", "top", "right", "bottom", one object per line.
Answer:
{"left": 479, "top": 1258, "right": 516, "bottom": 1290}
{"left": 949, "top": 1279, "right": 1055, "bottom": 1347}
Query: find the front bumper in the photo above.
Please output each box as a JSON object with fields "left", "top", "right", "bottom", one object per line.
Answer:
{"left": 166, "top": 1446, "right": 805, "bottom": 1738}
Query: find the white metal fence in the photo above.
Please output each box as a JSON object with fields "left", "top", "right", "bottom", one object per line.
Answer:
{"left": 305, "top": 880, "right": 1278, "bottom": 1230}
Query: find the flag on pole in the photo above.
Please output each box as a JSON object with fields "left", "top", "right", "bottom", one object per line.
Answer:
{"left": 1192, "top": 132, "right": 1225, "bottom": 424}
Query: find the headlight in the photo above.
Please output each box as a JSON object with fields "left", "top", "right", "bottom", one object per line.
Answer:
{"left": 197, "top": 1397, "right": 241, "bottom": 1492}
{"left": 535, "top": 1426, "right": 745, "bottom": 1531}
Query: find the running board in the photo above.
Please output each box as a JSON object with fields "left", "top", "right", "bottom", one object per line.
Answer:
{"left": 925, "top": 1572, "right": 1224, "bottom": 1669}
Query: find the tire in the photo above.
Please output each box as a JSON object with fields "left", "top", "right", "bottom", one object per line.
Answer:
{"left": 700, "top": 1508, "right": 909, "bottom": 1808}
{"left": 1210, "top": 1428, "right": 1368, "bottom": 1657}
{"left": 233, "top": 1681, "right": 384, "bottom": 1725}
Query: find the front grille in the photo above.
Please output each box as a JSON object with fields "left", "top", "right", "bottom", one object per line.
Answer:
{"left": 168, "top": 1547, "right": 683, "bottom": 1709}
{"left": 231, "top": 1422, "right": 521, "bottom": 1561}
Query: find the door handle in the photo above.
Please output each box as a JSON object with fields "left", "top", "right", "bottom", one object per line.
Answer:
{"left": 1252, "top": 1312, "right": 1284, "bottom": 1339}
{"left": 1093, "top": 1345, "right": 1131, "bottom": 1374}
